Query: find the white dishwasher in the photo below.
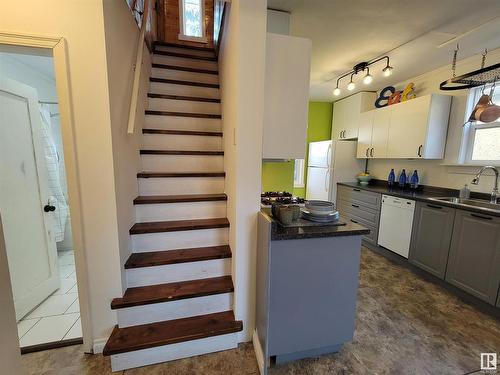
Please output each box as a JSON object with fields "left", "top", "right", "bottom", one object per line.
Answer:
{"left": 378, "top": 195, "right": 415, "bottom": 258}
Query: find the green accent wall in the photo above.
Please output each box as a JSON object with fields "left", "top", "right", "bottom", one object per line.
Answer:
{"left": 261, "top": 102, "right": 333, "bottom": 197}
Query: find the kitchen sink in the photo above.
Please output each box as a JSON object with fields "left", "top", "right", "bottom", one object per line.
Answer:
{"left": 428, "top": 196, "right": 500, "bottom": 213}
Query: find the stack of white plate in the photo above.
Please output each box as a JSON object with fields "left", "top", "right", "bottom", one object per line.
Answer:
{"left": 301, "top": 200, "right": 339, "bottom": 222}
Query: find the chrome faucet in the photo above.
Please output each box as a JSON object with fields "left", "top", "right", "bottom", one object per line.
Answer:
{"left": 471, "top": 166, "right": 499, "bottom": 204}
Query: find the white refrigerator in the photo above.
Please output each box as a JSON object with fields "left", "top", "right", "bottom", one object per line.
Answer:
{"left": 306, "top": 140, "right": 363, "bottom": 203}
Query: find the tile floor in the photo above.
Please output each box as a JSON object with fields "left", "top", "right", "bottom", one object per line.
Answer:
{"left": 17, "top": 250, "right": 82, "bottom": 347}
{"left": 21, "top": 247, "right": 500, "bottom": 374}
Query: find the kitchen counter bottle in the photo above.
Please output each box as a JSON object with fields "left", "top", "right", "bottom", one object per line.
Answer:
{"left": 388, "top": 169, "right": 396, "bottom": 187}
{"left": 398, "top": 169, "right": 407, "bottom": 189}
{"left": 410, "top": 170, "right": 419, "bottom": 190}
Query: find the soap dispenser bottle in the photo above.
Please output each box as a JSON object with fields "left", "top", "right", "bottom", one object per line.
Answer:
{"left": 410, "top": 170, "right": 419, "bottom": 190}
{"left": 398, "top": 169, "right": 407, "bottom": 188}
{"left": 388, "top": 169, "right": 396, "bottom": 187}
{"left": 459, "top": 184, "right": 470, "bottom": 199}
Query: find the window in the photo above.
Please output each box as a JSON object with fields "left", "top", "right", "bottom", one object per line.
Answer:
{"left": 463, "top": 85, "right": 500, "bottom": 164}
{"left": 179, "top": 0, "right": 206, "bottom": 41}
{"left": 294, "top": 159, "right": 305, "bottom": 188}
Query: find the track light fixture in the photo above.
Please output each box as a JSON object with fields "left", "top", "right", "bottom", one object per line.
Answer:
{"left": 332, "top": 56, "right": 393, "bottom": 97}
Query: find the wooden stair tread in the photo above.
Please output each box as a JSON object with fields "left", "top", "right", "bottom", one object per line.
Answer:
{"left": 137, "top": 171, "right": 225, "bottom": 178}
{"left": 152, "top": 63, "right": 218, "bottom": 75}
{"left": 150, "top": 77, "right": 219, "bottom": 88}
{"left": 142, "top": 129, "right": 223, "bottom": 137}
{"left": 146, "top": 110, "right": 221, "bottom": 119}
{"left": 129, "top": 218, "right": 229, "bottom": 235}
{"left": 154, "top": 50, "right": 217, "bottom": 61}
{"left": 134, "top": 193, "right": 227, "bottom": 205}
{"left": 140, "top": 150, "right": 223, "bottom": 156}
{"left": 125, "top": 245, "right": 231, "bottom": 269}
{"left": 102, "top": 311, "right": 242, "bottom": 356}
{"left": 148, "top": 93, "right": 220, "bottom": 102}
{"left": 111, "top": 276, "right": 233, "bottom": 309}
{"left": 153, "top": 41, "right": 215, "bottom": 52}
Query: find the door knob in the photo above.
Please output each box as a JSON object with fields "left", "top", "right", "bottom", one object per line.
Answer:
{"left": 44, "top": 204, "right": 56, "bottom": 212}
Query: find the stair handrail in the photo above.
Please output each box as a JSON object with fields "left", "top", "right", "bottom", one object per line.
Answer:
{"left": 127, "top": 0, "right": 150, "bottom": 135}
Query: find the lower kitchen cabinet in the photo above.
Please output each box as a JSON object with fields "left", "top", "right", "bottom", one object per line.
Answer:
{"left": 445, "top": 210, "right": 500, "bottom": 304}
{"left": 409, "top": 202, "right": 455, "bottom": 279}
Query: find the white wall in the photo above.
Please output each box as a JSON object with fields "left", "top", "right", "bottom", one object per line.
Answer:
{"left": 368, "top": 47, "right": 500, "bottom": 194}
{"left": 102, "top": 0, "right": 151, "bottom": 293}
{"left": 219, "top": 0, "right": 267, "bottom": 341}
{"left": 1, "top": 0, "right": 124, "bottom": 350}
{"left": 267, "top": 9, "right": 290, "bottom": 35}
{"left": 0, "top": 216, "right": 22, "bottom": 375}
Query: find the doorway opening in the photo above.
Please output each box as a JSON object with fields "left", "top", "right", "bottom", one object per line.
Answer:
{"left": 0, "top": 44, "right": 82, "bottom": 352}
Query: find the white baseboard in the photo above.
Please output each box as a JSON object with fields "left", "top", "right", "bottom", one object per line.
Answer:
{"left": 252, "top": 330, "right": 266, "bottom": 375}
{"left": 93, "top": 337, "right": 108, "bottom": 354}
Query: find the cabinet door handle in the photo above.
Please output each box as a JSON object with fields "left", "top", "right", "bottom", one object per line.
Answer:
{"left": 366, "top": 148, "right": 369, "bottom": 157}
{"left": 350, "top": 219, "right": 358, "bottom": 223}
{"left": 340, "top": 130, "right": 343, "bottom": 139}
{"left": 351, "top": 204, "right": 359, "bottom": 208}
{"left": 417, "top": 145, "right": 422, "bottom": 157}
{"left": 352, "top": 188, "right": 361, "bottom": 192}
{"left": 370, "top": 148, "right": 374, "bottom": 157}
{"left": 427, "top": 204, "right": 443, "bottom": 210}
{"left": 471, "top": 213, "right": 492, "bottom": 220}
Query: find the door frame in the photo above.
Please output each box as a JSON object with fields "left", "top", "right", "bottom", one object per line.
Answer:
{"left": 0, "top": 31, "right": 92, "bottom": 353}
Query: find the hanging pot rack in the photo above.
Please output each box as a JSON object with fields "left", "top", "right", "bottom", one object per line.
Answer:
{"left": 440, "top": 47, "right": 500, "bottom": 91}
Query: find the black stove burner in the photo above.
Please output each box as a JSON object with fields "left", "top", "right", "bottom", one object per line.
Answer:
{"left": 261, "top": 192, "right": 305, "bottom": 205}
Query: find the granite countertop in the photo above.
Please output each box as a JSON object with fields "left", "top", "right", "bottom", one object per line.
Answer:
{"left": 260, "top": 208, "right": 370, "bottom": 241}
{"left": 338, "top": 181, "right": 500, "bottom": 217}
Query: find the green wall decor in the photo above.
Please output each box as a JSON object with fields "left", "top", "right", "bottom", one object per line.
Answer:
{"left": 261, "top": 102, "right": 333, "bottom": 197}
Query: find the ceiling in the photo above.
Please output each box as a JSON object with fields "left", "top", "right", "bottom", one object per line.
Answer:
{"left": 267, "top": 0, "right": 500, "bottom": 100}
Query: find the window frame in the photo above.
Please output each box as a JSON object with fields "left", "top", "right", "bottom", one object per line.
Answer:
{"left": 178, "top": 0, "right": 207, "bottom": 43}
{"left": 293, "top": 159, "right": 305, "bottom": 188}
{"left": 461, "top": 84, "right": 500, "bottom": 165}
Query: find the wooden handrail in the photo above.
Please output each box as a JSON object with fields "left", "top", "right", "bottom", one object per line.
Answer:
{"left": 127, "top": 0, "right": 150, "bottom": 135}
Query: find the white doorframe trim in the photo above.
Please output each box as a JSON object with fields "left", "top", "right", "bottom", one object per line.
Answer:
{"left": 0, "top": 31, "right": 93, "bottom": 353}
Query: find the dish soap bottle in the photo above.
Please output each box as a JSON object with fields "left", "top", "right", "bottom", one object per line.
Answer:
{"left": 459, "top": 184, "right": 470, "bottom": 199}
{"left": 388, "top": 169, "right": 396, "bottom": 187}
{"left": 410, "top": 170, "right": 419, "bottom": 190}
{"left": 398, "top": 169, "right": 407, "bottom": 188}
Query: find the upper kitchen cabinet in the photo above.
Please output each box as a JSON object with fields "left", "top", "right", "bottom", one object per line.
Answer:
{"left": 262, "top": 33, "right": 312, "bottom": 159}
{"left": 357, "top": 105, "right": 391, "bottom": 158}
{"left": 386, "top": 94, "right": 451, "bottom": 159}
{"left": 332, "top": 92, "right": 376, "bottom": 140}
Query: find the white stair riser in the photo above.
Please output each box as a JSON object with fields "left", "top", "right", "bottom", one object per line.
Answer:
{"left": 144, "top": 114, "right": 222, "bottom": 132}
{"left": 116, "top": 293, "right": 233, "bottom": 328}
{"left": 148, "top": 97, "right": 221, "bottom": 114}
{"left": 149, "top": 82, "right": 220, "bottom": 99}
{"left": 150, "top": 82, "right": 220, "bottom": 98}
{"left": 154, "top": 45, "right": 216, "bottom": 58}
{"left": 138, "top": 177, "right": 225, "bottom": 195}
{"left": 132, "top": 228, "right": 228, "bottom": 251}
{"left": 135, "top": 201, "right": 227, "bottom": 222}
{"left": 126, "top": 258, "right": 231, "bottom": 287}
{"left": 110, "top": 333, "right": 238, "bottom": 372}
{"left": 153, "top": 54, "right": 218, "bottom": 70}
{"left": 151, "top": 67, "right": 218, "bottom": 84}
{"left": 141, "top": 154, "right": 224, "bottom": 173}
{"left": 142, "top": 133, "right": 222, "bottom": 151}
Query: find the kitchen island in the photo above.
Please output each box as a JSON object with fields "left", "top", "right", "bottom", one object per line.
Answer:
{"left": 254, "top": 209, "right": 369, "bottom": 374}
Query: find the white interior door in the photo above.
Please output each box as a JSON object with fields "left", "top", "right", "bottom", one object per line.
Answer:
{"left": 0, "top": 77, "right": 59, "bottom": 321}
{"left": 306, "top": 167, "right": 330, "bottom": 201}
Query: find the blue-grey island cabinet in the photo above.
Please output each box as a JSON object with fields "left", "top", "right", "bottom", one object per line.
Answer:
{"left": 254, "top": 209, "right": 370, "bottom": 374}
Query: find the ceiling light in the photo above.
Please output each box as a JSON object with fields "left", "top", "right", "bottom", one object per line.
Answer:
{"left": 383, "top": 65, "right": 393, "bottom": 77}
{"left": 331, "top": 56, "right": 393, "bottom": 97}
{"left": 363, "top": 69, "right": 373, "bottom": 85}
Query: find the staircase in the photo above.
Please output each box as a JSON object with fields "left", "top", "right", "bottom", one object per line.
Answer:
{"left": 102, "top": 42, "right": 242, "bottom": 372}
